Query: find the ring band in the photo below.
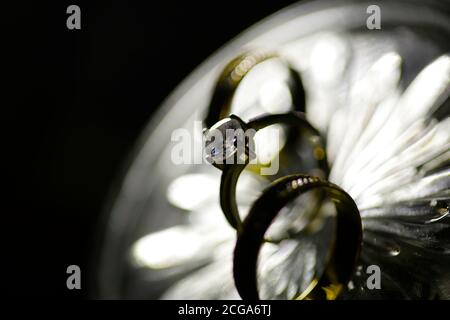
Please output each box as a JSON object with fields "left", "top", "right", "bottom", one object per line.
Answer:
{"left": 233, "top": 174, "right": 362, "bottom": 300}
{"left": 204, "top": 112, "right": 328, "bottom": 231}
{"left": 204, "top": 50, "right": 306, "bottom": 128}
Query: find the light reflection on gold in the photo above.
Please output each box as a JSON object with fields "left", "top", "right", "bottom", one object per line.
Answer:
{"left": 313, "top": 147, "right": 325, "bottom": 160}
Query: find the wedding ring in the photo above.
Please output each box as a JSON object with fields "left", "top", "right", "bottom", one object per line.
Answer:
{"left": 204, "top": 112, "right": 328, "bottom": 231}
{"left": 233, "top": 174, "right": 362, "bottom": 300}
{"left": 204, "top": 50, "right": 305, "bottom": 128}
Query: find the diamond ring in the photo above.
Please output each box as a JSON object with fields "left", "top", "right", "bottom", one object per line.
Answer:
{"left": 203, "top": 112, "right": 328, "bottom": 231}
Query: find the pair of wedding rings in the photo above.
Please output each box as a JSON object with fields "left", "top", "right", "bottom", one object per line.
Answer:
{"left": 202, "top": 51, "right": 362, "bottom": 300}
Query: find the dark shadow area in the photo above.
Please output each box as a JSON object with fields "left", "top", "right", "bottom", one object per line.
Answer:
{"left": 3, "top": 0, "right": 299, "bottom": 297}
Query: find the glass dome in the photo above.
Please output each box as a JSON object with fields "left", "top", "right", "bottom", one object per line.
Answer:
{"left": 95, "top": 0, "right": 450, "bottom": 299}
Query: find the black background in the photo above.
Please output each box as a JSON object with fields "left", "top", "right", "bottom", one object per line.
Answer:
{"left": 3, "top": 0, "right": 299, "bottom": 297}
